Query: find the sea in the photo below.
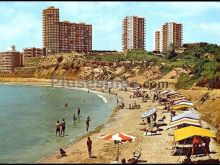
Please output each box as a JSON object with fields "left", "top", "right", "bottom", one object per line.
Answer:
{"left": 0, "top": 84, "right": 116, "bottom": 163}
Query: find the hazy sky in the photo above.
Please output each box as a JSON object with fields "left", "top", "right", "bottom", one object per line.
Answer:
{"left": 0, "top": 1, "right": 220, "bottom": 51}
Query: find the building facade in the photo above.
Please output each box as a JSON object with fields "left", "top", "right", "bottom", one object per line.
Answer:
{"left": 154, "top": 31, "right": 160, "bottom": 52}
{"left": 122, "top": 16, "right": 146, "bottom": 51}
{"left": 160, "top": 22, "right": 183, "bottom": 53}
{"left": 42, "top": 6, "right": 92, "bottom": 54}
{"left": 23, "top": 47, "right": 46, "bottom": 58}
{"left": 0, "top": 46, "right": 23, "bottom": 73}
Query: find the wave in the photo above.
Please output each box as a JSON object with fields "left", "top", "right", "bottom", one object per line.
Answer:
{"left": 97, "top": 94, "right": 107, "bottom": 104}
{"left": 62, "top": 86, "right": 108, "bottom": 104}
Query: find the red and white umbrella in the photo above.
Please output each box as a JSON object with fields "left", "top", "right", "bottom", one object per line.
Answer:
{"left": 100, "top": 132, "right": 136, "bottom": 161}
{"left": 100, "top": 132, "right": 136, "bottom": 142}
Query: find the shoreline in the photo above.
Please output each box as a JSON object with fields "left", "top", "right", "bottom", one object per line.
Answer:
{"left": 0, "top": 77, "right": 219, "bottom": 163}
{"left": 0, "top": 77, "right": 121, "bottom": 163}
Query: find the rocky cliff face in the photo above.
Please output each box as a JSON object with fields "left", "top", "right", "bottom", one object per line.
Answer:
{"left": 33, "top": 53, "right": 164, "bottom": 83}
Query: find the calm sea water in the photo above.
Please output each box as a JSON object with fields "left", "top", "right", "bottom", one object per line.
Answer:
{"left": 0, "top": 84, "right": 116, "bottom": 163}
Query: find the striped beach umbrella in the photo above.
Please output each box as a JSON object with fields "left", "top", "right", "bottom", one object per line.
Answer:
{"left": 100, "top": 132, "right": 136, "bottom": 161}
{"left": 100, "top": 132, "right": 136, "bottom": 142}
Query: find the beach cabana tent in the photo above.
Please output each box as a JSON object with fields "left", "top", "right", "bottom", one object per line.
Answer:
{"left": 172, "top": 111, "right": 200, "bottom": 122}
{"left": 173, "top": 126, "right": 216, "bottom": 160}
{"left": 171, "top": 104, "right": 193, "bottom": 110}
{"left": 173, "top": 126, "right": 216, "bottom": 142}
{"left": 166, "top": 118, "right": 201, "bottom": 130}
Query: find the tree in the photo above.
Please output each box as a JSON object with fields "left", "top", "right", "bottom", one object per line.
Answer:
{"left": 167, "top": 43, "right": 177, "bottom": 59}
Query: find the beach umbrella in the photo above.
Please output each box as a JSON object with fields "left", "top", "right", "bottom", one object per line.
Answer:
{"left": 161, "top": 90, "right": 170, "bottom": 94}
{"left": 100, "top": 132, "right": 136, "bottom": 161}
{"left": 172, "top": 110, "right": 200, "bottom": 122}
{"left": 166, "top": 118, "right": 201, "bottom": 130}
{"left": 166, "top": 91, "right": 179, "bottom": 95}
{"left": 172, "top": 97, "right": 187, "bottom": 102}
{"left": 174, "top": 101, "right": 194, "bottom": 106}
{"left": 173, "top": 99, "right": 191, "bottom": 104}
{"left": 141, "top": 107, "right": 157, "bottom": 118}
{"left": 171, "top": 104, "right": 193, "bottom": 110}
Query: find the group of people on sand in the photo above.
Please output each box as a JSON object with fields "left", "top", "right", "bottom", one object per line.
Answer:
{"left": 128, "top": 102, "right": 141, "bottom": 109}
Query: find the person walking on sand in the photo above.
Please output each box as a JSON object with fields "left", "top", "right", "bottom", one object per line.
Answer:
{"left": 86, "top": 116, "right": 91, "bottom": 132}
{"left": 77, "top": 108, "right": 80, "bottom": 117}
{"left": 61, "top": 118, "right": 66, "bottom": 136}
{"left": 87, "top": 136, "right": 92, "bottom": 158}
{"left": 56, "top": 120, "right": 60, "bottom": 136}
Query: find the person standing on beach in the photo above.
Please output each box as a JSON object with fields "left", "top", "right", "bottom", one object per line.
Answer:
{"left": 86, "top": 116, "right": 91, "bottom": 132}
{"left": 61, "top": 118, "right": 66, "bottom": 136}
{"left": 77, "top": 108, "right": 80, "bottom": 117}
{"left": 56, "top": 120, "right": 60, "bottom": 136}
{"left": 87, "top": 136, "right": 92, "bottom": 158}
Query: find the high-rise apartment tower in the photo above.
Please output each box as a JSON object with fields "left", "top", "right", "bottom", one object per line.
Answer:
{"left": 122, "top": 16, "right": 146, "bottom": 51}
{"left": 154, "top": 31, "right": 160, "bottom": 52}
{"left": 42, "top": 6, "right": 92, "bottom": 54}
{"left": 160, "top": 22, "right": 182, "bottom": 53}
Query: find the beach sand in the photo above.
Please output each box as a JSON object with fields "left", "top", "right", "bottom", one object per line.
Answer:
{"left": 0, "top": 78, "right": 219, "bottom": 163}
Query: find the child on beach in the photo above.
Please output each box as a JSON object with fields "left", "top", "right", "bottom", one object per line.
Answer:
{"left": 59, "top": 148, "right": 67, "bottom": 157}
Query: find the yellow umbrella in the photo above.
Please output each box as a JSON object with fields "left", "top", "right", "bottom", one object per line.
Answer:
{"left": 174, "top": 126, "right": 216, "bottom": 142}
{"left": 172, "top": 104, "right": 193, "bottom": 110}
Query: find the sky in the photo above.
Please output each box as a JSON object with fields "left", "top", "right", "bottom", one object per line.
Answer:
{"left": 0, "top": 1, "right": 220, "bottom": 52}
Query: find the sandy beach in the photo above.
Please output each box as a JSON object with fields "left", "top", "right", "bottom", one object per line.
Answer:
{"left": 0, "top": 77, "right": 219, "bottom": 163}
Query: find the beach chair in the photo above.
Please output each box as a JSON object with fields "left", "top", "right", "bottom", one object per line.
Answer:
{"left": 144, "top": 131, "right": 161, "bottom": 136}
{"left": 127, "top": 149, "right": 142, "bottom": 164}
{"left": 144, "top": 127, "right": 161, "bottom": 136}
{"left": 110, "top": 160, "right": 120, "bottom": 164}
